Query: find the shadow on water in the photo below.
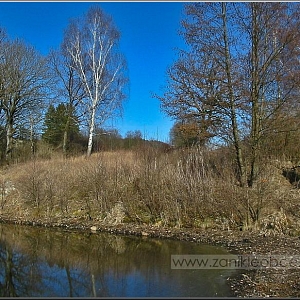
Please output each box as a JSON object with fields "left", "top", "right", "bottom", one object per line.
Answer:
{"left": 0, "top": 223, "right": 237, "bottom": 297}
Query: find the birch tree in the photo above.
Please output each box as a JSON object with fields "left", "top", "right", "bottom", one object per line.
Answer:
{"left": 64, "top": 6, "right": 128, "bottom": 157}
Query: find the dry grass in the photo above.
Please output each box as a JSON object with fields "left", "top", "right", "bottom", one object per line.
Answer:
{"left": 1, "top": 147, "right": 299, "bottom": 233}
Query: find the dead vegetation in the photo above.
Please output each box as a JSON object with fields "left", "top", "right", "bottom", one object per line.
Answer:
{"left": 0, "top": 146, "right": 299, "bottom": 235}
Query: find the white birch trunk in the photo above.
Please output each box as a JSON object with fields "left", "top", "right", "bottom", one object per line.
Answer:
{"left": 87, "top": 107, "right": 96, "bottom": 157}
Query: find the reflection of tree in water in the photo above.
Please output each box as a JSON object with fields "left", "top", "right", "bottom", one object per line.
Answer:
{"left": 40, "top": 262, "right": 92, "bottom": 297}
{"left": 0, "top": 224, "right": 234, "bottom": 297}
{"left": 0, "top": 244, "right": 17, "bottom": 297}
{"left": 0, "top": 226, "right": 175, "bottom": 297}
{"left": 0, "top": 241, "right": 42, "bottom": 296}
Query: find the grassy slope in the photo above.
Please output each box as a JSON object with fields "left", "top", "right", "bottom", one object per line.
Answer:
{"left": 0, "top": 148, "right": 299, "bottom": 235}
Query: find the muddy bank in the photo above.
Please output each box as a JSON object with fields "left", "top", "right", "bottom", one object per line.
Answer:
{"left": 0, "top": 215, "right": 299, "bottom": 297}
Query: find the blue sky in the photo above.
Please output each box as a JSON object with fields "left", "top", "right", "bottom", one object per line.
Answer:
{"left": 0, "top": 2, "right": 187, "bottom": 143}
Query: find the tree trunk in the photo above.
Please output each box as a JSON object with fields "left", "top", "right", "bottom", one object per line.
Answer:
{"left": 87, "top": 107, "right": 96, "bottom": 157}
{"left": 29, "top": 116, "right": 35, "bottom": 158}
{"left": 63, "top": 130, "right": 68, "bottom": 154}
{"left": 5, "top": 120, "right": 13, "bottom": 162}
{"left": 222, "top": 3, "right": 247, "bottom": 186}
{"left": 248, "top": 4, "right": 261, "bottom": 187}
{"left": 62, "top": 117, "right": 70, "bottom": 155}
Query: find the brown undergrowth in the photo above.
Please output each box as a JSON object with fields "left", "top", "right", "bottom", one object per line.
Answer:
{"left": 0, "top": 147, "right": 299, "bottom": 235}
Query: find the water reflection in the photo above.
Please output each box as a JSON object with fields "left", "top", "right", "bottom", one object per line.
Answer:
{"left": 0, "top": 223, "right": 236, "bottom": 297}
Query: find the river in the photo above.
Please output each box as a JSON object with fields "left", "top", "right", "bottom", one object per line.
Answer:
{"left": 0, "top": 223, "right": 238, "bottom": 297}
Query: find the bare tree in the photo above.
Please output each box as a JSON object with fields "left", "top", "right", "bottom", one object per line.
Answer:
{"left": 157, "top": 2, "right": 247, "bottom": 185}
{"left": 48, "top": 46, "right": 85, "bottom": 154}
{"left": 0, "top": 39, "right": 50, "bottom": 161}
{"left": 157, "top": 2, "right": 300, "bottom": 187}
{"left": 157, "top": 50, "right": 223, "bottom": 148}
{"left": 240, "top": 2, "right": 300, "bottom": 186}
{"left": 64, "top": 6, "right": 128, "bottom": 157}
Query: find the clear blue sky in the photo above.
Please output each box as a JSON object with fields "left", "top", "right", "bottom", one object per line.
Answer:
{"left": 0, "top": 1, "right": 187, "bottom": 143}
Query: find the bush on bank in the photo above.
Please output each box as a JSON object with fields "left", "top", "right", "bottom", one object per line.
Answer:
{"left": 0, "top": 147, "right": 299, "bottom": 235}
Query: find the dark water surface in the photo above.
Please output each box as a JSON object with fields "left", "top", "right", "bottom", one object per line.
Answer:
{"left": 0, "top": 223, "right": 237, "bottom": 297}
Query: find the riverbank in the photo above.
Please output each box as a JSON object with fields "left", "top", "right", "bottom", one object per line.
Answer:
{"left": 0, "top": 215, "right": 299, "bottom": 297}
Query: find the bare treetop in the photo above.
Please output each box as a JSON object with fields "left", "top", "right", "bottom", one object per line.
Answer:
{"left": 63, "top": 6, "right": 128, "bottom": 157}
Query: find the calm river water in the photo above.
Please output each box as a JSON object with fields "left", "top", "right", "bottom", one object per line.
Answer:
{"left": 0, "top": 223, "right": 237, "bottom": 297}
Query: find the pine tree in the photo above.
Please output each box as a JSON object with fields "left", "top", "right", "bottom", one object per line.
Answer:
{"left": 42, "top": 103, "right": 80, "bottom": 150}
